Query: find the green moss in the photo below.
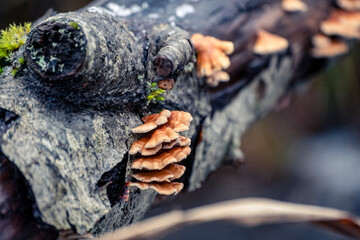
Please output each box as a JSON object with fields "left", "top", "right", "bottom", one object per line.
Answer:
{"left": 69, "top": 21, "right": 80, "bottom": 30}
{"left": 146, "top": 82, "right": 166, "bottom": 103}
{"left": 18, "top": 57, "right": 25, "bottom": 65}
{"left": 0, "top": 23, "right": 31, "bottom": 60}
{"left": 11, "top": 68, "right": 17, "bottom": 76}
{"left": 0, "top": 22, "right": 31, "bottom": 74}
{"left": 0, "top": 67, "right": 3, "bottom": 74}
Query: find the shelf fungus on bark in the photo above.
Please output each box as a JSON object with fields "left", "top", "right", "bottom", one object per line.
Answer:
{"left": 129, "top": 110, "right": 192, "bottom": 195}
{"left": 320, "top": 10, "right": 360, "bottom": 39}
{"left": 132, "top": 110, "right": 171, "bottom": 133}
{"left": 337, "top": 0, "right": 360, "bottom": 11}
{"left": 132, "top": 164, "right": 186, "bottom": 183}
{"left": 166, "top": 111, "right": 193, "bottom": 132}
{"left": 131, "top": 146, "right": 191, "bottom": 170}
{"left": 311, "top": 34, "right": 348, "bottom": 58}
{"left": 253, "top": 30, "right": 289, "bottom": 55}
{"left": 162, "top": 136, "right": 191, "bottom": 150}
{"left": 129, "top": 135, "right": 163, "bottom": 156}
{"left": 191, "top": 33, "right": 234, "bottom": 87}
{"left": 281, "top": 0, "right": 308, "bottom": 12}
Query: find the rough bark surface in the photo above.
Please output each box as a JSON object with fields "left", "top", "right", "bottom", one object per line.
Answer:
{"left": 0, "top": 0, "right": 337, "bottom": 238}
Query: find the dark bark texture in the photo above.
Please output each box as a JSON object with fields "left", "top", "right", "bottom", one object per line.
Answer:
{"left": 0, "top": 0, "right": 340, "bottom": 238}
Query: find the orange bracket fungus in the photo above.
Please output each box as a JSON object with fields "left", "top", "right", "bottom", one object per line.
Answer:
{"left": 281, "top": 0, "right": 308, "bottom": 12}
{"left": 132, "top": 109, "right": 171, "bottom": 133}
{"left": 253, "top": 30, "right": 289, "bottom": 55}
{"left": 131, "top": 146, "right": 191, "bottom": 170}
{"left": 129, "top": 110, "right": 193, "bottom": 195}
{"left": 311, "top": 34, "right": 348, "bottom": 58}
{"left": 163, "top": 136, "right": 191, "bottom": 150}
{"left": 132, "top": 164, "right": 186, "bottom": 183}
{"left": 191, "top": 33, "right": 234, "bottom": 87}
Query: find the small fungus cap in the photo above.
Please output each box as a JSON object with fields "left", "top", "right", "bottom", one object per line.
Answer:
{"left": 131, "top": 146, "right": 191, "bottom": 170}
{"left": 163, "top": 136, "right": 191, "bottom": 150}
{"left": 281, "top": 0, "right": 308, "bottom": 12}
{"left": 129, "top": 135, "right": 163, "bottom": 156}
{"left": 311, "top": 34, "right": 348, "bottom": 58}
{"left": 132, "top": 110, "right": 171, "bottom": 133}
{"left": 337, "top": 0, "right": 360, "bottom": 11}
{"left": 253, "top": 30, "right": 289, "bottom": 55}
{"left": 165, "top": 111, "right": 193, "bottom": 132}
{"left": 144, "top": 126, "right": 180, "bottom": 149}
{"left": 132, "top": 164, "right": 186, "bottom": 183}
{"left": 320, "top": 11, "right": 360, "bottom": 39}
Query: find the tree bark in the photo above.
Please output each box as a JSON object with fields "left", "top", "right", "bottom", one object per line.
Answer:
{"left": 0, "top": 0, "right": 338, "bottom": 238}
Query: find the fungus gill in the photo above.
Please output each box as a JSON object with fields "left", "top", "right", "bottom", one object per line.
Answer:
{"left": 129, "top": 110, "right": 192, "bottom": 195}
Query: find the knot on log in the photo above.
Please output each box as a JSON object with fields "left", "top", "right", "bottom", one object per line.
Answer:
{"left": 25, "top": 11, "right": 146, "bottom": 107}
{"left": 26, "top": 19, "right": 87, "bottom": 80}
{"left": 151, "top": 24, "right": 194, "bottom": 89}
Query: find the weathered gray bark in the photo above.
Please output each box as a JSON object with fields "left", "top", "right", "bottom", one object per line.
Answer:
{"left": 0, "top": 0, "right": 337, "bottom": 238}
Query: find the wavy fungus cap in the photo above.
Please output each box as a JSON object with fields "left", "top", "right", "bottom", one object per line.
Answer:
{"left": 132, "top": 164, "right": 186, "bottom": 183}
{"left": 253, "top": 30, "right": 289, "bottom": 55}
{"left": 311, "top": 34, "right": 348, "bottom": 58}
{"left": 129, "top": 182, "right": 184, "bottom": 195}
{"left": 281, "top": 0, "right": 308, "bottom": 12}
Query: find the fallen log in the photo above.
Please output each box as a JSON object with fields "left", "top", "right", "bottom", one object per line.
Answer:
{"left": 0, "top": 0, "right": 356, "bottom": 238}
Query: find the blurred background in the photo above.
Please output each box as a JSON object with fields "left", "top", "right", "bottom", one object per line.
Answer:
{"left": 1, "top": 1, "right": 360, "bottom": 239}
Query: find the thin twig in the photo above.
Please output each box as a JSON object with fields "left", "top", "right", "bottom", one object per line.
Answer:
{"left": 96, "top": 198, "right": 360, "bottom": 240}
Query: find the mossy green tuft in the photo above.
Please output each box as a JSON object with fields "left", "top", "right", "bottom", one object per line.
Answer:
{"left": 69, "top": 21, "right": 80, "bottom": 30}
{"left": 0, "top": 22, "right": 31, "bottom": 75}
{"left": 0, "top": 22, "right": 31, "bottom": 60}
{"left": 146, "top": 82, "right": 166, "bottom": 103}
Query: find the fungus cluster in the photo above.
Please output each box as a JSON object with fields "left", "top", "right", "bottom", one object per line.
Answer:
{"left": 191, "top": 33, "right": 234, "bottom": 87}
{"left": 312, "top": 6, "right": 360, "bottom": 57}
{"left": 321, "top": 10, "right": 360, "bottom": 39}
{"left": 129, "top": 110, "right": 192, "bottom": 195}
{"left": 337, "top": 0, "right": 360, "bottom": 11}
